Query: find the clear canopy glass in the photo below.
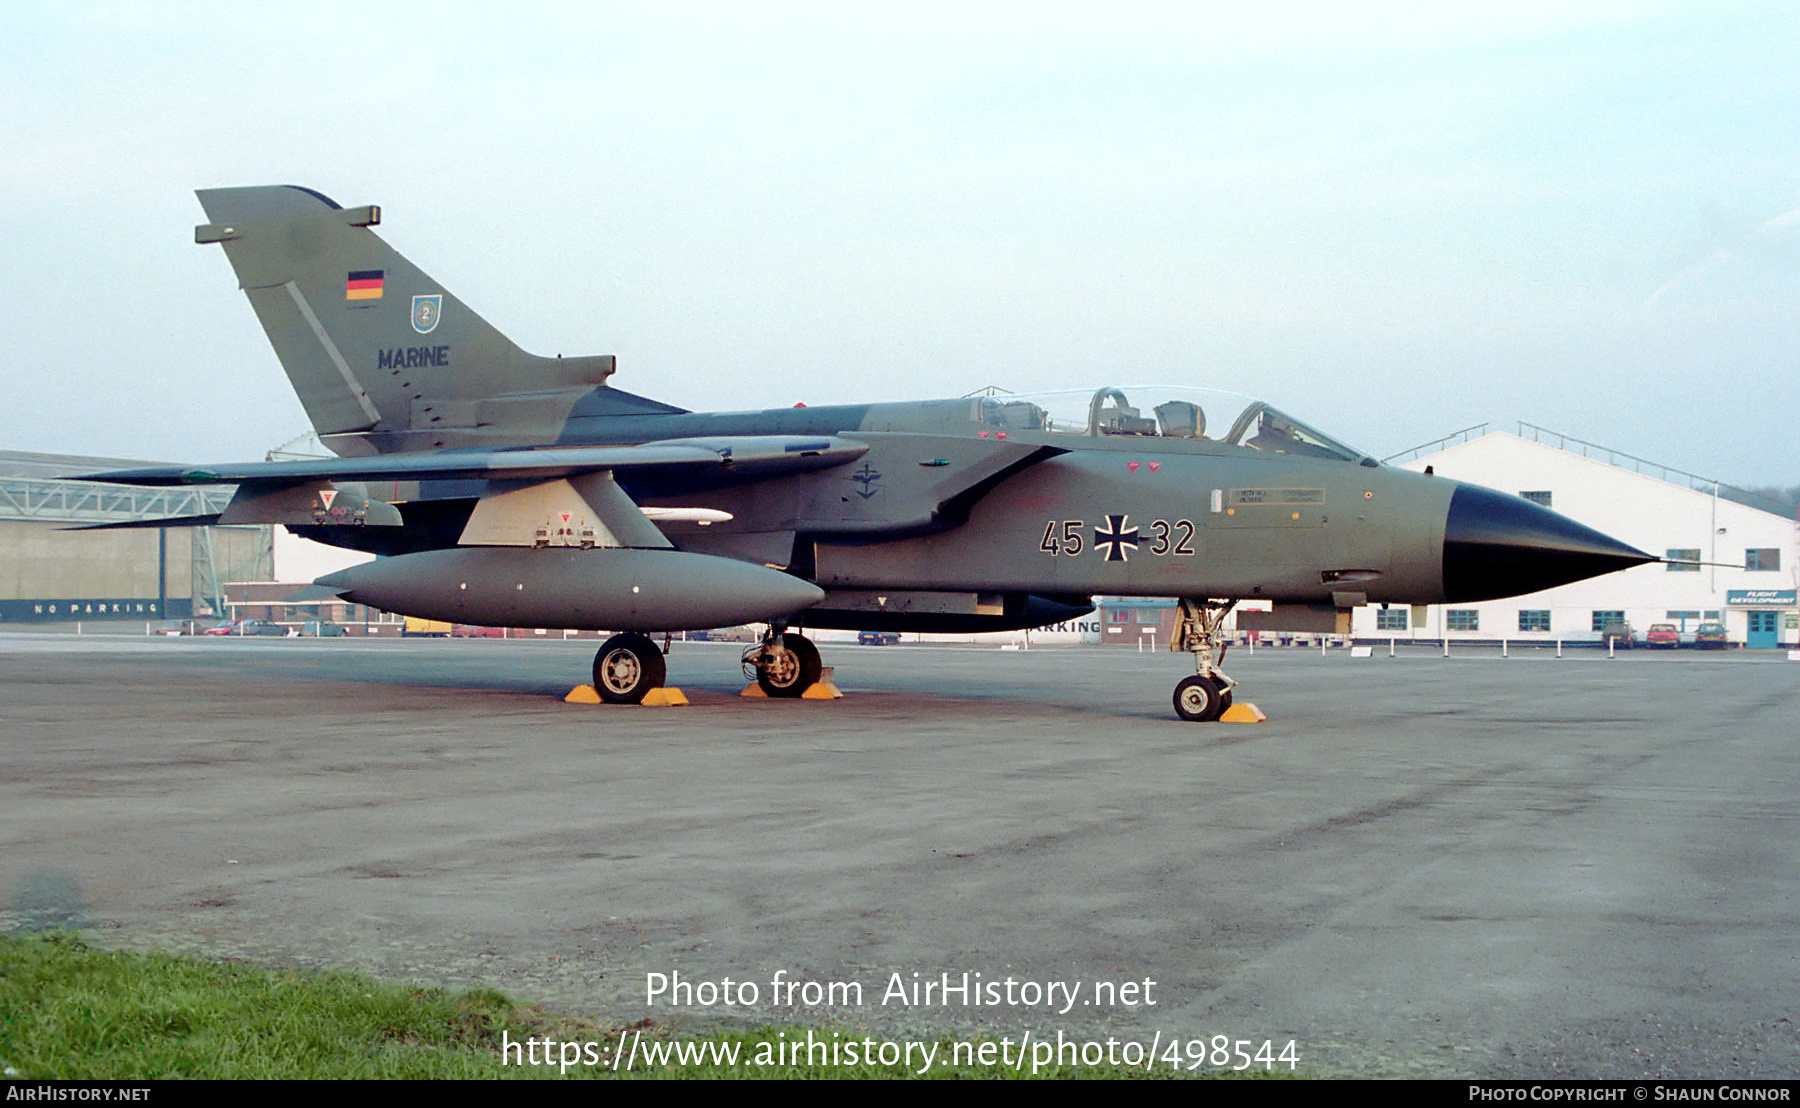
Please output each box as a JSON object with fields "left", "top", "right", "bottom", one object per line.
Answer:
{"left": 964, "top": 386, "right": 1372, "bottom": 465}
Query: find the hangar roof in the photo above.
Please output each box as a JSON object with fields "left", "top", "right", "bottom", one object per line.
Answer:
{"left": 1389, "top": 423, "right": 1794, "bottom": 519}
{"left": 0, "top": 449, "right": 233, "bottom": 523}
{"left": 0, "top": 449, "right": 173, "bottom": 479}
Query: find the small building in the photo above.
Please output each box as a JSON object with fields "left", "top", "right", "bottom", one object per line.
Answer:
{"left": 1095, "top": 598, "right": 1179, "bottom": 647}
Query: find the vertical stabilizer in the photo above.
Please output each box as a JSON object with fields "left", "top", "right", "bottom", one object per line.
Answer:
{"left": 194, "top": 185, "right": 619, "bottom": 452}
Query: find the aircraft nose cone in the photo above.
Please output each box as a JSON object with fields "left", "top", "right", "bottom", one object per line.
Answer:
{"left": 1442, "top": 483, "right": 1653, "bottom": 603}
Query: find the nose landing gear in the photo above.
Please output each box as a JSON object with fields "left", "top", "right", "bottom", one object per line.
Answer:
{"left": 1171, "top": 599, "right": 1237, "bottom": 722}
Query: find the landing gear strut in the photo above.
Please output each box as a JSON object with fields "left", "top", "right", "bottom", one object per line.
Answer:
{"left": 593, "top": 632, "right": 666, "bottom": 704}
{"left": 1170, "top": 599, "right": 1237, "bottom": 722}
{"left": 744, "top": 624, "right": 822, "bottom": 697}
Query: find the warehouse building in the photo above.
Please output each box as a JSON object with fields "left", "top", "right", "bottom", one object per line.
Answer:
{"left": 0, "top": 450, "right": 270, "bottom": 623}
{"left": 1355, "top": 424, "right": 1798, "bottom": 649}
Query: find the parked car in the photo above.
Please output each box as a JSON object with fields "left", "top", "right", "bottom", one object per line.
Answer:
{"left": 1694, "top": 622, "right": 1729, "bottom": 649}
{"left": 1600, "top": 621, "right": 1635, "bottom": 648}
{"left": 1645, "top": 623, "right": 1680, "bottom": 648}
{"left": 686, "top": 627, "right": 756, "bottom": 643}
{"left": 857, "top": 631, "right": 901, "bottom": 645}
{"left": 300, "top": 619, "right": 348, "bottom": 637}
{"left": 204, "top": 619, "right": 287, "bottom": 636}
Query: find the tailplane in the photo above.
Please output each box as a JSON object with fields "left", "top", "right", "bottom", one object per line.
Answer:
{"left": 195, "top": 185, "right": 669, "bottom": 454}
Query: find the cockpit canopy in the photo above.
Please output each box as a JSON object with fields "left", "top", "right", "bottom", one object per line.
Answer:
{"left": 967, "top": 386, "right": 1373, "bottom": 465}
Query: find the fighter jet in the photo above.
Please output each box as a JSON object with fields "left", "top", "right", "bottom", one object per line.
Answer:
{"left": 82, "top": 186, "right": 1653, "bottom": 720}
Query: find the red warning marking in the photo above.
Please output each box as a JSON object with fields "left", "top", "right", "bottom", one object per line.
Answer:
{"left": 1128, "top": 462, "right": 1140, "bottom": 473}
{"left": 319, "top": 489, "right": 338, "bottom": 509}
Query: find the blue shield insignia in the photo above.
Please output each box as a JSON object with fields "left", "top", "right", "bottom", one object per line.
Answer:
{"left": 411, "top": 294, "right": 443, "bottom": 334}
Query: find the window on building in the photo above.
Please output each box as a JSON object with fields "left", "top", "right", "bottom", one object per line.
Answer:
{"left": 1375, "top": 607, "right": 1408, "bottom": 631}
{"left": 1746, "top": 548, "right": 1781, "bottom": 572}
{"left": 1591, "top": 610, "right": 1625, "bottom": 632}
{"left": 1704, "top": 610, "right": 1722, "bottom": 620}
{"left": 1139, "top": 608, "right": 1162, "bottom": 624}
{"left": 1107, "top": 609, "right": 1132, "bottom": 623}
{"left": 1447, "top": 609, "right": 1479, "bottom": 632}
{"left": 1518, "top": 610, "right": 1550, "bottom": 633}
{"left": 1665, "top": 548, "right": 1700, "bottom": 572}
{"left": 1520, "top": 491, "right": 1553, "bottom": 507}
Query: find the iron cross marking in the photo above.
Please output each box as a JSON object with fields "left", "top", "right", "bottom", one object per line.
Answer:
{"left": 1093, "top": 514, "right": 1141, "bottom": 562}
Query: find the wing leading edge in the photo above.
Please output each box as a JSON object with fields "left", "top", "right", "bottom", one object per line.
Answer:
{"left": 74, "top": 435, "right": 870, "bottom": 487}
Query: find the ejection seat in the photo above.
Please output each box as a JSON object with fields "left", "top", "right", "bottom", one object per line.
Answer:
{"left": 1153, "top": 400, "right": 1204, "bottom": 438}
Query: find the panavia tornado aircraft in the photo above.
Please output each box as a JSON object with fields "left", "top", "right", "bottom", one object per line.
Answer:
{"left": 83, "top": 186, "right": 1653, "bottom": 720}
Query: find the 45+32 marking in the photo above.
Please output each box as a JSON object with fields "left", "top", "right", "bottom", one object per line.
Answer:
{"left": 1039, "top": 515, "right": 1194, "bottom": 562}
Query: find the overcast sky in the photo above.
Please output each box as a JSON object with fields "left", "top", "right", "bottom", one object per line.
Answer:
{"left": 5, "top": 1, "right": 1799, "bottom": 485}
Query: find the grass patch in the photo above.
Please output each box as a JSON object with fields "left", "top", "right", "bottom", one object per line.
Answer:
{"left": 0, "top": 933, "right": 1284, "bottom": 1078}
{"left": 1, "top": 931, "right": 532, "bottom": 1078}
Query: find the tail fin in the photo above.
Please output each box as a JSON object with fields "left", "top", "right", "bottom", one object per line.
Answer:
{"left": 195, "top": 185, "right": 632, "bottom": 453}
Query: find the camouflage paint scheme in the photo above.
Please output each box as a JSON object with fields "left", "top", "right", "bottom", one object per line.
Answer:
{"left": 83, "top": 187, "right": 1652, "bottom": 716}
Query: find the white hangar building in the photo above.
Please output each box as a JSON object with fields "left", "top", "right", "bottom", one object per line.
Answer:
{"left": 1350, "top": 424, "right": 1799, "bottom": 649}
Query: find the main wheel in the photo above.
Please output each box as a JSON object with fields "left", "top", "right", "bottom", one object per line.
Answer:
{"left": 593, "top": 633, "right": 666, "bottom": 704}
{"left": 756, "top": 633, "right": 822, "bottom": 698}
{"left": 1173, "top": 674, "right": 1226, "bottom": 722}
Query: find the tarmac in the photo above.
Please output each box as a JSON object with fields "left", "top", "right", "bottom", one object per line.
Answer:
{"left": 2, "top": 628, "right": 1797, "bottom": 1078}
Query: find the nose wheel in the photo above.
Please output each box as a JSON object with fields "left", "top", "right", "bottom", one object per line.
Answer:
{"left": 1171, "top": 599, "right": 1238, "bottom": 722}
{"left": 1173, "top": 674, "right": 1234, "bottom": 722}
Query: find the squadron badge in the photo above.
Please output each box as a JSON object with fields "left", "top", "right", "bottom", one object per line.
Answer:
{"left": 411, "top": 294, "right": 443, "bottom": 334}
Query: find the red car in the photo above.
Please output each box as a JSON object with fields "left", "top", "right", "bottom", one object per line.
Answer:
{"left": 1646, "top": 623, "right": 1680, "bottom": 648}
{"left": 202, "top": 619, "right": 287, "bottom": 636}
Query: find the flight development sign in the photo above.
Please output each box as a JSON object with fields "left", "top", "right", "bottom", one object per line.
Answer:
{"left": 1726, "top": 589, "right": 1797, "bottom": 606}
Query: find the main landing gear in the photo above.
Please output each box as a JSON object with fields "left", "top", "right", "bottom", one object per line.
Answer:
{"left": 743, "top": 624, "right": 823, "bottom": 697}
{"left": 592, "top": 632, "right": 666, "bottom": 704}
{"left": 589, "top": 625, "right": 829, "bottom": 703}
{"left": 1171, "top": 598, "right": 1237, "bottom": 722}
